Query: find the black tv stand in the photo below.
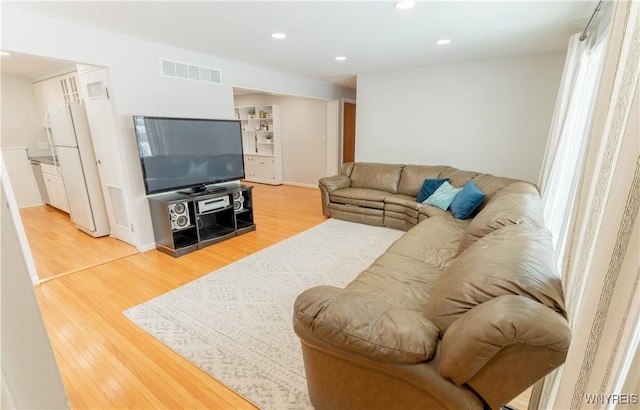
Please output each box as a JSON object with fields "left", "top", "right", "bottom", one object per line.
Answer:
{"left": 178, "top": 185, "right": 227, "bottom": 196}
{"left": 147, "top": 185, "right": 255, "bottom": 257}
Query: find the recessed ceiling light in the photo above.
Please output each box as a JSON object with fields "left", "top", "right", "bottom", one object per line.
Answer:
{"left": 394, "top": 1, "right": 416, "bottom": 10}
{"left": 271, "top": 33, "right": 286, "bottom": 39}
{"left": 335, "top": 56, "right": 347, "bottom": 61}
{"left": 436, "top": 39, "right": 452, "bottom": 45}
{"left": 0, "top": 51, "right": 10, "bottom": 56}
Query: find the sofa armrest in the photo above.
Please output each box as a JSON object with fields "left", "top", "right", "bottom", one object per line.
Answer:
{"left": 294, "top": 286, "right": 439, "bottom": 364}
{"left": 319, "top": 174, "right": 351, "bottom": 192}
{"left": 319, "top": 175, "right": 351, "bottom": 216}
{"left": 440, "top": 295, "right": 570, "bottom": 408}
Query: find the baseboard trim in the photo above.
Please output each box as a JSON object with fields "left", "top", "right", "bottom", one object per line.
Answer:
{"left": 139, "top": 242, "right": 157, "bottom": 252}
{"left": 283, "top": 181, "right": 319, "bottom": 189}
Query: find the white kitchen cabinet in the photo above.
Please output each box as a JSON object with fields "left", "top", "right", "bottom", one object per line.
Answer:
{"left": 41, "top": 163, "right": 69, "bottom": 213}
{"left": 235, "top": 105, "right": 282, "bottom": 185}
{"left": 59, "top": 72, "right": 82, "bottom": 104}
{"left": 33, "top": 72, "right": 82, "bottom": 127}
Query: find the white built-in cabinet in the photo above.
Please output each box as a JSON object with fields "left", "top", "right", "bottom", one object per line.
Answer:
{"left": 33, "top": 72, "right": 82, "bottom": 127}
{"left": 235, "top": 105, "right": 283, "bottom": 185}
{"left": 41, "top": 163, "right": 70, "bottom": 213}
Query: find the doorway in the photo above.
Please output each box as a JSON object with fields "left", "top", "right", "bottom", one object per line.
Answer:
{"left": 1, "top": 53, "right": 138, "bottom": 283}
{"left": 343, "top": 101, "right": 356, "bottom": 163}
{"left": 233, "top": 88, "right": 333, "bottom": 186}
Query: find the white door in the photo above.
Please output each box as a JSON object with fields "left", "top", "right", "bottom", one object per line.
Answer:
{"left": 77, "top": 67, "right": 137, "bottom": 246}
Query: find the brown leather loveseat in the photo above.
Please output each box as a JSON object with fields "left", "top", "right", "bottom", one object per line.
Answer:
{"left": 293, "top": 162, "right": 570, "bottom": 409}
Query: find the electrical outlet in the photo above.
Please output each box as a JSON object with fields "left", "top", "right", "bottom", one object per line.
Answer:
{"left": 38, "top": 141, "right": 49, "bottom": 149}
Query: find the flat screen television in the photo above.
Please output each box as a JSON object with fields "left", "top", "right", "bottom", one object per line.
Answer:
{"left": 133, "top": 116, "right": 245, "bottom": 195}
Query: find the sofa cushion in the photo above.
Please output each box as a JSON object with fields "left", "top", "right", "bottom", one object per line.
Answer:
{"left": 450, "top": 181, "right": 486, "bottom": 220}
{"left": 350, "top": 163, "right": 404, "bottom": 193}
{"left": 425, "top": 224, "right": 566, "bottom": 332}
{"left": 416, "top": 178, "right": 449, "bottom": 203}
{"left": 423, "top": 181, "right": 462, "bottom": 210}
{"left": 339, "top": 162, "right": 356, "bottom": 177}
{"left": 345, "top": 216, "right": 468, "bottom": 310}
{"left": 458, "top": 182, "right": 544, "bottom": 252}
{"left": 397, "top": 165, "right": 450, "bottom": 196}
{"left": 384, "top": 215, "right": 469, "bottom": 270}
{"left": 354, "top": 253, "right": 443, "bottom": 303}
{"left": 385, "top": 193, "right": 422, "bottom": 208}
{"left": 469, "top": 174, "right": 516, "bottom": 203}
{"left": 439, "top": 167, "right": 480, "bottom": 188}
{"left": 294, "top": 286, "right": 440, "bottom": 363}
{"left": 385, "top": 194, "right": 421, "bottom": 219}
{"left": 418, "top": 204, "right": 448, "bottom": 218}
{"left": 331, "top": 187, "right": 388, "bottom": 201}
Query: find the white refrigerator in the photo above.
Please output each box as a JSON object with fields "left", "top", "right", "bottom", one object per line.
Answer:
{"left": 48, "top": 103, "right": 110, "bottom": 237}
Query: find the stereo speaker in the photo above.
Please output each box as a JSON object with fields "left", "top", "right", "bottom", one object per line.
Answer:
{"left": 169, "top": 202, "right": 190, "bottom": 231}
{"left": 233, "top": 191, "right": 245, "bottom": 212}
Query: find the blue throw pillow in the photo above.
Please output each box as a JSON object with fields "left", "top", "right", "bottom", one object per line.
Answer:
{"left": 423, "top": 181, "right": 462, "bottom": 210}
{"left": 416, "top": 178, "right": 449, "bottom": 203}
{"left": 450, "top": 181, "right": 486, "bottom": 219}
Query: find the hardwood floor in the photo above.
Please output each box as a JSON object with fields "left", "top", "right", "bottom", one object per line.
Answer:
{"left": 34, "top": 183, "right": 326, "bottom": 409}
{"left": 32, "top": 183, "right": 530, "bottom": 409}
{"left": 19, "top": 205, "right": 139, "bottom": 281}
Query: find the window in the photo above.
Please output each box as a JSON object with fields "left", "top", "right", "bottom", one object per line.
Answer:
{"left": 539, "top": 33, "right": 608, "bottom": 272}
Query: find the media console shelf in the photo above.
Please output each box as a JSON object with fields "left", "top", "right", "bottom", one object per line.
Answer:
{"left": 147, "top": 185, "right": 255, "bottom": 257}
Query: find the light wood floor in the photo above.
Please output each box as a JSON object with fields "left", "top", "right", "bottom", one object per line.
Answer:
{"left": 19, "top": 205, "right": 139, "bottom": 281}
{"left": 34, "top": 183, "right": 326, "bottom": 409}
{"left": 31, "top": 183, "right": 530, "bottom": 409}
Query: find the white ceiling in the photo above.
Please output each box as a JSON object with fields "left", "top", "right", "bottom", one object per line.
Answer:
{"left": 2, "top": 1, "right": 596, "bottom": 88}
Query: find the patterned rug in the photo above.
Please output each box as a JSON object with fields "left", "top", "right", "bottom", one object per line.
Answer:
{"left": 124, "top": 218, "right": 404, "bottom": 409}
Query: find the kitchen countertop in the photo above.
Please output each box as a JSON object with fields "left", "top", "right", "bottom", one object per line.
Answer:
{"left": 29, "top": 156, "right": 56, "bottom": 166}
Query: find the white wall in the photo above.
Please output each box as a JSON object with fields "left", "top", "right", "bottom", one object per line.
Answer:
{"left": 234, "top": 93, "right": 327, "bottom": 186}
{"left": 355, "top": 52, "right": 566, "bottom": 183}
{"left": 1, "top": 7, "right": 354, "bottom": 248}
{"left": 0, "top": 74, "right": 49, "bottom": 156}
{"left": 1, "top": 166, "right": 69, "bottom": 409}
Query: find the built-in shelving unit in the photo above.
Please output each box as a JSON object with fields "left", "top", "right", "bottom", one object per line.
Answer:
{"left": 235, "top": 105, "right": 282, "bottom": 185}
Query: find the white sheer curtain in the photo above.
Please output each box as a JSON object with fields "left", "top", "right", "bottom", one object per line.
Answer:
{"left": 539, "top": 33, "right": 607, "bottom": 271}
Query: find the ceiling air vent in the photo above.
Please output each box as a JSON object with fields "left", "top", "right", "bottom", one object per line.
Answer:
{"left": 160, "top": 59, "right": 222, "bottom": 85}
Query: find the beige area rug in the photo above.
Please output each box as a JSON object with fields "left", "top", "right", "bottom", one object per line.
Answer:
{"left": 124, "top": 218, "right": 404, "bottom": 409}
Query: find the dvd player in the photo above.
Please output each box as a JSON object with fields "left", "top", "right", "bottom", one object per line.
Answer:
{"left": 198, "top": 196, "right": 230, "bottom": 213}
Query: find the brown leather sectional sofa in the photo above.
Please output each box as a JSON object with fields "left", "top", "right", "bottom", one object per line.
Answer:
{"left": 293, "top": 162, "right": 570, "bottom": 409}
